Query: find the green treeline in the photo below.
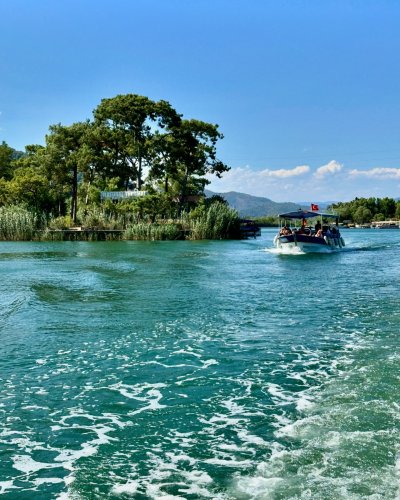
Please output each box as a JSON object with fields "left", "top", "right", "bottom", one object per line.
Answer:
{"left": 253, "top": 198, "right": 400, "bottom": 226}
{"left": 0, "top": 94, "right": 240, "bottom": 240}
{"left": 330, "top": 197, "right": 400, "bottom": 224}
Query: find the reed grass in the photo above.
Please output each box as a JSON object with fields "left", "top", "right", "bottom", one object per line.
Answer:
{"left": 0, "top": 201, "right": 240, "bottom": 241}
{"left": 125, "top": 203, "right": 240, "bottom": 240}
{"left": 188, "top": 202, "right": 240, "bottom": 240}
{"left": 0, "top": 206, "right": 45, "bottom": 241}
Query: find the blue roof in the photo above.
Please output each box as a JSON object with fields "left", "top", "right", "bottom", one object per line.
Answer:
{"left": 279, "top": 210, "right": 338, "bottom": 219}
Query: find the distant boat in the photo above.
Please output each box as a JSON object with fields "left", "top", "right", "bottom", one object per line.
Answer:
{"left": 240, "top": 219, "right": 261, "bottom": 238}
{"left": 371, "top": 221, "right": 400, "bottom": 229}
{"left": 273, "top": 209, "right": 345, "bottom": 253}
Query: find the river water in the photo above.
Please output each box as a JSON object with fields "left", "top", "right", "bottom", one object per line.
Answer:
{"left": 1, "top": 228, "right": 400, "bottom": 499}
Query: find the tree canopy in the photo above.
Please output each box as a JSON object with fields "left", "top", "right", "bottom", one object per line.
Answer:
{"left": 0, "top": 93, "right": 229, "bottom": 222}
{"left": 330, "top": 197, "right": 400, "bottom": 223}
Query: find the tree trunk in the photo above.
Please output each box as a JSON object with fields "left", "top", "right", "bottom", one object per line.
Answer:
{"left": 85, "top": 180, "right": 91, "bottom": 205}
{"left": 71, "top": 165, "right": 78, "bottom": 223}
{"left": 137, "top": 154, "right": 142, "bottom": 190}
{"left": 178, "top": 167, "right": 189, "bottom": 215}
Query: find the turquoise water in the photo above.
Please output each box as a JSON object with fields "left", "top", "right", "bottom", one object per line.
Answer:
{"left": 1, "top": 229, "right": 400, "bottom": 499}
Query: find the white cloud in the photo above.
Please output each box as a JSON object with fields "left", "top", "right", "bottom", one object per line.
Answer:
{"left": 261, "top": 165, "right": 310, "bottom": 178}
{"left": 314, "top": 160, "right": 343, "bottom": 178}
{"left": 207, "top": 161, "right": 400, "bottom": 202}
{"left": 207, "top": 165, "right": 311, "bottom": 201}
{"left": 349, "top": 167, "right": 400, "bottom": 179}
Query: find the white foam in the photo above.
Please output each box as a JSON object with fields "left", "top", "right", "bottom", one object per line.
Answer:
{"left": 217, "top": 443, "right": 242, "bottom": 452}
{"left": 172, "top": 349, "right": 202, "bottom": 358}
{"left": 55, "top": 444, "right": 98, "bottom": 463}
{"left": 0, "top": 481, "right": 18, "bottom": 494}
{"left": 267, "top": 383, "right": 296, "bottom": 404}
{"left": 33, "top": 477, "right": 64, "bottom": 486}
{"left": 111, "top": 480, "right": 139, "bottom": 496}
{"left": 181, "top": 469, "right": 213, "bottom": 485}
{"left": 128, "top": 389, "right": 166, "bottom": 416}
{"left": 110, "top": 382, "right": 167, "bottom": 400}
{"left": 203, "top": 457, "right": 252, "bottom": 468}
{"left": 12, "top": 455, "right": 56, "bottom": 474}
{"left": 295, "top": 393, "right": 315, "bottom": 411}
{"left": 266, "top": 246, "right": 305, "bottom": 255}
{"left": 234, "top": 475, "right": 284, "bottom": 498}
{"left": 165, "top": 452, "right": 195, "bottom": 466}
{"left": 146, "top": 488, "right": 186, "bottom": 500}
{"left": 237, "top": 429, "right": 269, "bottom": 446}
{"left": 35, "top": 388, "right": 48, "bottom": 396}
{"left": 201, "top": 359, "right": 219, "bottom": 368}
{"left": 21, "top": 405, "right": 47, "bottom": 411}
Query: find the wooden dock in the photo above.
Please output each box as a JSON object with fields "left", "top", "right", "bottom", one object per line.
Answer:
{"left": 44, "top": 229, "right": 124, "bottom": 241}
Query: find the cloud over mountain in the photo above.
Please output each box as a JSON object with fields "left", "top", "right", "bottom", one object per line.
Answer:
{"left": 314, "top": 160, "right": 343, "bottom": 178}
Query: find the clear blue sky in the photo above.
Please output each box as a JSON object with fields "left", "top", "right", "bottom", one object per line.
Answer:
{"left": 1, "top": 0, "right": 400, "bottom": 202}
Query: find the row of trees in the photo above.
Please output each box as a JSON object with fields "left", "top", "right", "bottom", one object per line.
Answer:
{"left": 330, "top": 197, "right": 400, "bottom": 224}
{"left": 0, "top": 94, "right": 229, "bottom": 223}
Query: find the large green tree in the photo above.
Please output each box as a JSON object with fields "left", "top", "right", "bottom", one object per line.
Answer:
{"left": 45, "top": 121, "right": 94, "bottom": 222}
{"left": 148, "top": 118, "right": 229, "bottom": 210}
{"left": 93, "top": 94, "right": 180, "bottom": 190}
{"left": 169, "top": 119, "right": 228, "bottom": 212}
{"left": 8, "top": 167, "right": 53, "bottom": 212}
{"left": 0, "top": 93, "right": 230, "bottom": 226}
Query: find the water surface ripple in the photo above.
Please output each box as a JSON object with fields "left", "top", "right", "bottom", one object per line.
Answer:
{"left": 1, "top": 229, "right": 400, "bottom": 499}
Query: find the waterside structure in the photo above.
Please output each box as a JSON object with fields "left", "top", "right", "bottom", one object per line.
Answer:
{"left": 371, "top": 220, "right": 400, "bottom": 229}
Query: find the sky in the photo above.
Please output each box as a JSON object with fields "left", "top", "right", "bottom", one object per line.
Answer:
{"left": 1, "top": 0, "right": 400, "bottom": 202}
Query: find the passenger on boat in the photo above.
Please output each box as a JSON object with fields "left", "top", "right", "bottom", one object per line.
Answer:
{"left": 280, "top": 226, "right": 292, "bottom": 236}
{"left": 297, "top": 225, "right": 311, "bottom": 235}
{"left": 315, "top": 228, "right": 323, "bottom": 238}
{"left": 315, "top": 221, "right": 321, "bottom": 232}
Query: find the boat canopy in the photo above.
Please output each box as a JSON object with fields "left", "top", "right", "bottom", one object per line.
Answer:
{"left": 278, "top": 209, "right": 338, "bottom": 219}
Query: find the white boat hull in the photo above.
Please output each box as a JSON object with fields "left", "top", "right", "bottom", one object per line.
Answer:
{"left": 273, "top": 234, "right": 344, "bottom": 254}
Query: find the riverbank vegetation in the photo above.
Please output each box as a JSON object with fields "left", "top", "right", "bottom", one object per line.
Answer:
{"left": 0, "top": 94, "right": 241, "bottom": 240}
{"left": 330, "top": 197, "right": 400, "bottom": 224}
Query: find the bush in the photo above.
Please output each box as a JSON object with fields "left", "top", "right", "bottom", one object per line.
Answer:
{"left": 47, "top": 215, "right": 72, "bottom": 230}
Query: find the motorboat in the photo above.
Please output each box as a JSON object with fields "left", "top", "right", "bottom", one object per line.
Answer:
{"left": 273, "top": 209, "right": 345, "bottom": 253}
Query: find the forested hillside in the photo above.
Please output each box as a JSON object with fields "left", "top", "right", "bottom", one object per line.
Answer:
{"left": 206, "top": 190, "right": 302, "bottom": 217}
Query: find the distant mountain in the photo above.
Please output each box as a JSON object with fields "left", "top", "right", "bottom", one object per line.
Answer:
{"left": 205, "top": 190, "right": 304, "bottom": 217}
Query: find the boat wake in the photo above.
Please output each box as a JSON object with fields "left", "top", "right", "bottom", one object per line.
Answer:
{"left": 231, "top": 330, "right": 400, "bottom": 499}
{"left": 264, "top": 247, "right": 306, "bottom": 256}
{"left": 264, "top": 246, "right": 339, "bottom": 256}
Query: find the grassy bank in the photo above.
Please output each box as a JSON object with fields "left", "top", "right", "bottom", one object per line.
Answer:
{"left": 0, "top": 203, "right": 241, "bottom": 241}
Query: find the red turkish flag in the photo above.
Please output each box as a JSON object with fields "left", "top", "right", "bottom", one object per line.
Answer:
{"left": 311, "top": 204, "right": 319, "bottom": 211}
